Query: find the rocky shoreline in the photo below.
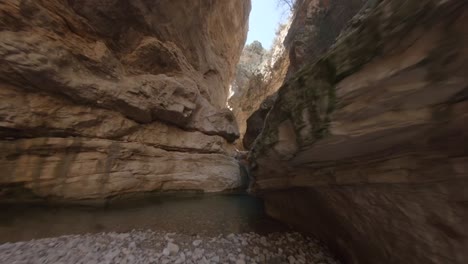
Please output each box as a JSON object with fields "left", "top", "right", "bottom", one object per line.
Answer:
{"left": 0, "top": 230, "right": 339, "bottom": 264}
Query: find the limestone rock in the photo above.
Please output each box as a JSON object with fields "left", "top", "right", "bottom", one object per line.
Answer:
{"left": 233, "top": 0, "right": 366, "bottom": 149}
{"left": 229, "top": 24, "right": 290, "bottom": 149}
{"left": 192, "top": 240, "right": 203, "bottom": 247}
{"left": 0, "top": 231, "right": 340, "bottom": 264}
{"left": 0, "top": 0, "right": 251, "bottom": 200}
{"left": 0, "top": 137, "right": 242, "bottom": 200}
{"left": 0, "top": 84, "right": 138, "bottom": 139}
{"left": 166, "top": 242, "right": 179, "bottom": 256}
{"left": 187, "top": 97, "right": 240, "bottom": 143}
{"left": 285, "top": 0, "right": 368, "bottom": 76}
{"left": 251, "top": 0, "right": 468, "bottom": 263}
{"left": 243, "top": 93, "right": 278, "bottom": 150}
{"left": 0, "top": 0, "right": 250, "bottom": 135}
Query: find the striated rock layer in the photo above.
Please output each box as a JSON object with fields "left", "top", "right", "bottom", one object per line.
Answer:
{"left": 239, "top": 0, "right": 366, "bottom": 150}
{"left": 0, "top": 0, "right": 251, "bottom": 200}
{"left": 229, "top": 28, "right": 291, "bottom": 150}
{"left": 250, "top": 0, "right": 468, "bottom": 263}
{"left": 285, "top": 0, "right": 368, "bottom": 76}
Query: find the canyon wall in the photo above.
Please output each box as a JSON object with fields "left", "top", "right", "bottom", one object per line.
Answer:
{"left": 238, "top": 0, "right": 366, "bottom": 150}
{"left": 0, "top": 0, "right": 251, "bottom": 201}
{"left": 229, "top": 28, "right": 290, "bottom": 150}
{"left": 286, "top": 0, "right": 369, "bottom": 76}
{"left": 250, "top": 0, "right": 468, "bottom": 263}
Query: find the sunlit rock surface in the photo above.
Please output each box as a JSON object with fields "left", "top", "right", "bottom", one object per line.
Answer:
{"left": 239, "top": 0, "right": 366, "bottom": 150}
{"left": 230, "top": 23, "right": 291, "bottom": 150}
{"left": 250, "top": 0, "right": 468, "bottom": 263}
{"left": 229, "top": 28, "right": 290, "bottom": 149}
{"left": 0, "top": 0, "right": 251, "bottom": 200}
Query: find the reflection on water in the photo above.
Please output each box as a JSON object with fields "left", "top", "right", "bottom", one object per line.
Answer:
{"left": 0, "top": 193, "right": 290, "bottom": 243}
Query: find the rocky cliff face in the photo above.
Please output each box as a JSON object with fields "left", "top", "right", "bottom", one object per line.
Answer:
{"left": 228, "top": 40, "right": 269, "bottom": 149}
{"left": 240, "top": 0, "right": 366, "bottom": 150}
{"left": 250, "top": 0, "right": 468, "bottom": 263}
{"left": 0, "top": 0, "right": 251, "bottom": 201}
{"left": 286, "top": 0, "right": 368, "bottom": 75}
{"left": 230, "top": 22, "right": 291, "bottom": 150}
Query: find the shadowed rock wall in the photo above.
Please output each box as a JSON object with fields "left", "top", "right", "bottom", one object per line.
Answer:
{"left": 250, "top": 0, "right": 468, "bottom": 263}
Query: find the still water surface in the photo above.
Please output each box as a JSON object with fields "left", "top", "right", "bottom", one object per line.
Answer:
{"left": 0, "top": 193, "right": 290, "bottom": 243}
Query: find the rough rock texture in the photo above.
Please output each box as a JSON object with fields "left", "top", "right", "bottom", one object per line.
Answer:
{"left": 230, "top": 41, "right": 267, "bottom": 100}
{"left": 230, "top": 23, "right": 291, "bottom": 150}
{"left": 0, "top": 0, "right": 251, "bottom": 200}
{"left": 239, "top": 0, "right": 367, "bottom": 150}
{"left": 250, "top": 0, "right": 468, "bottom": 263}
{"left": 0, "top": 231, "right": 339, "bottom": 264}
{"left": 243, "top": 94, "right": 278, "bottom": 150}
{"left": 0, "top": 138, "right": 241, "bottom": 200}
{"left": 285, "top": 0, "right": 368, "bottom": 76}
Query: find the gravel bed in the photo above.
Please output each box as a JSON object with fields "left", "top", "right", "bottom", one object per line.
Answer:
{"left": 0, "top": 230, "right": 340, "bottom": 264}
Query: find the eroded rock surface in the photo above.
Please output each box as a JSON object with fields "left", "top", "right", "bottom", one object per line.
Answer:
{"left": 243, "top": 94, "right": 278, "bottom": 150}
{"left": 250, "top": 0, "right": 468, "bottom": 263}
{"left": 237, "top": 0, "right": 367, "bottom": 150}
{"left": 229, "top": 24, "right": 290, "bottom": 150}
{"left": 285, "top": 0, "right": 368, "bottom": 76}
{"left": 0, "top": 0, "right": 251, "bottom": 200}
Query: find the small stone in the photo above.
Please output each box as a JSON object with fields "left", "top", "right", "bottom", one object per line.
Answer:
{"left": 199, "top": 256, "right": 209, "bottom": 264}
{"left": 128, "top": 242, "right": 136, "bottom": 249}
{"left": 164, "top": 233, "right": 175, "bottom": 242}
{"left": 253, "top": 247, "right": 260, "bottom": 254}
{"left": 193, "top": 248, "right": 204, "bottom": 260}
{"left": 258, "top": 254, "right": 265, "bottom": 262}
{"left": 166, "top": 242, "right": 179, "bottom": 255}
{"left": 236, "top": 260, "right": 246, "bottom": 264}
{"left": 192, "top": 240, "right": 202, "bottom": 247}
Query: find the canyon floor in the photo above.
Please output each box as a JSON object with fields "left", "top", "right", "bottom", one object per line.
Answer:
{"left": 0, "top": 230, "right": 338, "bottom": 264}
{"left": 0, "top": 194, "right": 339, "bottom": 264}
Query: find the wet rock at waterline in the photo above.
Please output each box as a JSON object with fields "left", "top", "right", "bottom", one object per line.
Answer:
{"left": 250, "top": 0, "right": 468, "bottom": 263}
{"left": 0, "top": 0, "right": 250, "bottom": 199}
{"left": 0, "top": 231, "right": 340, "bottom": 264}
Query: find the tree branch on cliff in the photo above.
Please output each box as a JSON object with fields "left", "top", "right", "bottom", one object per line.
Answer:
{"left": 277, "top": 0, "right": 297, "bottom": 11}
